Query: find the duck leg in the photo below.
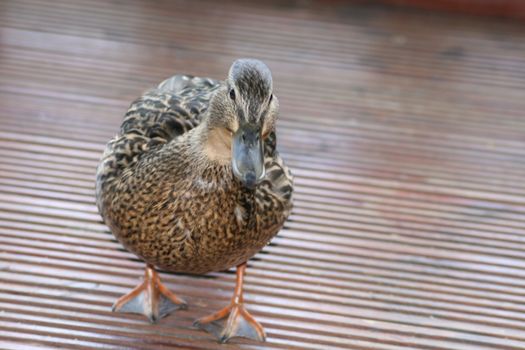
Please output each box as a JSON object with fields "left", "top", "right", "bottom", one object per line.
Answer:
{"left": 193, "top": 263, "right": 266, "bottom": 343}
{"left": 112, "top": 264, "right": 187, "bottom": 323}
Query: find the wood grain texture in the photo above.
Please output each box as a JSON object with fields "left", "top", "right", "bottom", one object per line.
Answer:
{"left": 1, "top": 0, "right": 525, "bottom": 349}
{"left": 356, "top": 0, "right": 525, "bottom": 20}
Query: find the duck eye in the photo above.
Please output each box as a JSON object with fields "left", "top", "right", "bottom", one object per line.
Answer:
{"left": 229, "top": 89, "right": 236, "bottom": 100}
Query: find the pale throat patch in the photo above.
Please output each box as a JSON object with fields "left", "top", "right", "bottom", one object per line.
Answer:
{"left": 204, "top": 127, "right": 233, "bottom": 163}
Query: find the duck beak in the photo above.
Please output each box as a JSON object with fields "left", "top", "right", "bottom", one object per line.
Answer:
{"left": 232, "top": 124, "right": 265, "bottom": 189}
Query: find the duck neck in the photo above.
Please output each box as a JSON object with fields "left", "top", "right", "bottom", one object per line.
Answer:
{"left": 182, "top": 120, "right": 235, "bottom": 187}
{"left": 192, "top": 121, "right": 233, "bottom": 165}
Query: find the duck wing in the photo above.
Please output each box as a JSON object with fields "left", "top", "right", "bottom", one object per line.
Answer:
{"left": 261, "top": 131, "right": 294, "bottom": 215}
{"left": 96, "top": 75, "right": 221, "bottom": 192}
{"left": 122, "top": 75, "right": 222, "bottom": 141}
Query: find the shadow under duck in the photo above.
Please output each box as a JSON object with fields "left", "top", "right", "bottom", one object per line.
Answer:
{"left": 95, "top": 59, "right": 293, "bottom": 343}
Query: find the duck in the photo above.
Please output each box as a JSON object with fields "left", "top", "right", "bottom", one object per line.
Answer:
{"left": 95, "top": 59, "right": 293, "bottom": 343}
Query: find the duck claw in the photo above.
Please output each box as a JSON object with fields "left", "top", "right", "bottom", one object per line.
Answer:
{"left": 113, "top": 265, "right": 187, "bottom": 323}
{"left": 194, "top": 303, "right": 266, "bottom": 343}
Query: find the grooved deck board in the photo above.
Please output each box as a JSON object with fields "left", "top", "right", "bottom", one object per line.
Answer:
{"left": 1, "top": 0, "right": 525, "bottom": 349}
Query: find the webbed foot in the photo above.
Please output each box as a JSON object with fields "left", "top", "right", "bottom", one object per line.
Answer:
{"left": 193, "top": 263, "right": 266, "bottom": 343}
{"left": 112, "top": 265, "right": 187, "bottom": 323}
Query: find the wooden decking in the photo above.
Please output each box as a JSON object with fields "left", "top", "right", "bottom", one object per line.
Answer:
{"left": 1, "top": 0, "right": 525, "bottom": 349}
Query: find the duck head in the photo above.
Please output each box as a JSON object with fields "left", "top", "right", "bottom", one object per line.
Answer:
{"left": 207, "top": 59, "right": 278, "bottom": 189}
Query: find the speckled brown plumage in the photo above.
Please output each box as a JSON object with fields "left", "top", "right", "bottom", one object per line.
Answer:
{"left": 96, "top": 60, "right": 292, "bottom": 342}
{"left": 96, "top": 64, "right": 293, "bottom": 275}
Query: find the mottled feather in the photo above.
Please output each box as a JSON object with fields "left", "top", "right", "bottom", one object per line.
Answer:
{"left": 96, "top": 68, "right": 293, "bottom": 275}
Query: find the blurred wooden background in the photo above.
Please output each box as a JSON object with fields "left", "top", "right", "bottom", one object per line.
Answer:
{"left": 350, "top": 0, "right": 525, "bottom": 19}
{"left": 1, "top": 0, "right": 525, "bottom": 349}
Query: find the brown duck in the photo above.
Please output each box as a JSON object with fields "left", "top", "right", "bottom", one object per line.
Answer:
{"left": 95, "top": 59, "right": 293, "bottom": 343}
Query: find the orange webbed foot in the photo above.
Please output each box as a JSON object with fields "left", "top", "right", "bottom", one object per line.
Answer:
{"left": 193, "top": 263, "right": 266, "bottom": 343}
{"left": 113, "top": 265, "right": 187, "bottom": 323}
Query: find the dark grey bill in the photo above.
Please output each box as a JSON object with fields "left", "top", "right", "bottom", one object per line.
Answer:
{"left": 232, "top": 124, "right": 265, "bottom": 189}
